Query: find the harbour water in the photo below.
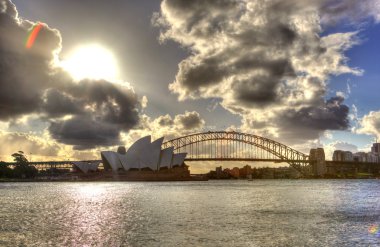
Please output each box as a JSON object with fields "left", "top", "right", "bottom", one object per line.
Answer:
{"left": 1, "top": 180, "right": 380, "bottom": 246}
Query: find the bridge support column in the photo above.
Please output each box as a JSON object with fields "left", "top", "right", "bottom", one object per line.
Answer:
{"left": 310, "top": 148, "right": 326, "bottom": 177}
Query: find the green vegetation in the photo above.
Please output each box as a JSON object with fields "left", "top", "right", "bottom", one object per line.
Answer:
{"left": 0, "top": 161, "right": 12, "bottom": 178}
{"left": 0, "top": 151, "right": 38, "bottom": 179}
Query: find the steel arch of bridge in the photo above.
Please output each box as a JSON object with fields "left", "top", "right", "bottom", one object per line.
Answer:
{"left": 162, "top": 131, "right": 310, "bottom": 173}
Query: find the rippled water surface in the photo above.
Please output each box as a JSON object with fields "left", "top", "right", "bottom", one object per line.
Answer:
{"left": 1, "top": 180, "right": 380, "bottom": 246}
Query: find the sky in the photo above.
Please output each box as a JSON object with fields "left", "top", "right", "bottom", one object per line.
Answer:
{"left": 1, "top": 0, "right": 380, "bottom": 171}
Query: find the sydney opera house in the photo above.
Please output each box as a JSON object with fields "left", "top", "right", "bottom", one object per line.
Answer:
{"left": 72, "top": 136, "right": 191, "bottom": 181}
{"left": 101, "top": 135, "right": 187, "bottom": 172}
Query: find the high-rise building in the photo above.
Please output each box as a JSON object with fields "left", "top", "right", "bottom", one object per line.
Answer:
{"left": 333, "top": 150, "right": 344, "bottom": 161}
{"left": 353, "top": 152, "right": 367, "bottom": 162}
{"left": 332, "top": 150, "right": 353, "bottom": 161}
{"left": 371, "top": 143, "right": 380, "bottom": 154}
{"left": 215, "top": 166, "right": 223, "bottom": 178}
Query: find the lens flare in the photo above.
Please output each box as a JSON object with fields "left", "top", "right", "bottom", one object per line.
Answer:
{"left": 26, "top": 22, "right": 43, "bottom": 49}
{"left": 369, "top": 224, "right": 380, "bottom": 236}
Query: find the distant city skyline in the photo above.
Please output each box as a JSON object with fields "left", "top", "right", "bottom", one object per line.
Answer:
{"left": 1, "top": 0, "right": 380, "bottom": 172}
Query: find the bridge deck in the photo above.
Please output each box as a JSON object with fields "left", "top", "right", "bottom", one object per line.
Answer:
{"left": 184, "top": 158, "right": 310, "bottom": 163}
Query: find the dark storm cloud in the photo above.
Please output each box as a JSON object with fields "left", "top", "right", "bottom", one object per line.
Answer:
{"left": 49, "top": 116, "right": 121, "bottom": 150}
{"left": 41, "top": 89, "right": 82, "bottom": 117}
{"left": 281, "top": 96, "right": 350, "bottom": 131}
{"left": 154, "top": 111, "right": 204, "bottom": 130}
{"left": 231, "top": 57, "right": 296, "bottom": 106}
{"left": 41, "top": 79, "right": 140, "bottom": 149}
{"left": 0, "top": 0, "right": 141, "bottom": 149}
{"left": 176, "top": 55, "right": 228, "bottom": 90}
{"left": 232, "top": 77, "right": 280, "bottom": 107}
{"left": 242, "top": 96, "right": 351, "bottom": 145}
{"left": 177, "top": 111, "right": 204, "bottom": 130}
{"left": 62, "top": 80, "right": 140, "bottom": 130}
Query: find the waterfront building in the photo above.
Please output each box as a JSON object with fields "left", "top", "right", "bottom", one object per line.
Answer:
{"left": 367, "top": 153, "right": 379, "bottom": 163}
{"left": 332, "top": 150, "right": 353, "bottom": 161}
{"left": 239, "top": 164, "right": 252, "bottom": 178}
{"left": 334, "top": 147, "right": 380, "bottom": 164}
{"left": 333, "top": 150, "right": 343, "bottom": 161}
{"left": 215, "top": 166, "right": 223, "bottom": 178}
{"left": 230, "top": 167, "right": 240, "bottom": 178}
{"left": 101, "top": 136, "right": 187, "bottom": 172}
{"left": 343, "top": 151, "right": 354, "bottom": 161}
{"left": 353, "top": 152, "right": 367, "bottom": 162}
{"left": 371, "top": 143, "right": 380, "bottom": 154}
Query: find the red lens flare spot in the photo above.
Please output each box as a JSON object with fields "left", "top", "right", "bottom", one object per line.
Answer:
{"left": 26, "top": 23, "right": 43, "bottom": 49}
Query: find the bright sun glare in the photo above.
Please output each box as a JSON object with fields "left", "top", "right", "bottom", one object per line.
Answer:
{"left": 61, "top": 44, "right": 118, "bottom": 81}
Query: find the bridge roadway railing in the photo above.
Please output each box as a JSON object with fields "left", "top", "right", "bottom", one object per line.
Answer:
{"left": 5, "top": 160, "right": 102, "bottom": 170}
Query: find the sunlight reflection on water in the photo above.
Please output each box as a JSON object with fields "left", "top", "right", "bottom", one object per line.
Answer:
{"left": 0, "top": 180, "right": 380, "bottom": 246}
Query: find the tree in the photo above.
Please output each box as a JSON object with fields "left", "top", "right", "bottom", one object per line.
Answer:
{"left": 0, "top": 161, "right": 12, "bottom": 178}
{"left": 11, "top": 151, "right": 29, "bottom": 166}
{"left": 0, "top": 161, "right": 8, "bottom": 168}
{"left": 11, "top": 151, "right": 37, "bottom": 178}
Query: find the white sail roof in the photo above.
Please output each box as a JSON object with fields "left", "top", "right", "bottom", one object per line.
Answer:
{"left": 123, "top": 135, "right": 151, "bottom": 170}
{"left": 159, "top": 147, "right": 174, "bottom": 169}
{"left": 88, "top": 161, "right": 101, "bottom": 171}
{"left": 140, "top": 137, "right": 164, "bottom": 171}
{"left": 172, "top": 153, "right": 187, "bottom": 167}
{"left": 101, "top": 151, "right": 122, "bottom": 171}
{"left": 72, "top": 161, "right": 100, "bottom": 173}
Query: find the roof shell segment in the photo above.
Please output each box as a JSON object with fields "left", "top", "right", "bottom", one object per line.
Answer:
{"left": 73, "top": 161, "right": 100, "bottom": 173}
{"left": 72, "top": 161, "right": 90, "bottom": 173}
{"left": 172, "top": 153, "right": 187, "bottom": 167}
{"left": 123, "top": 135, "right": 151, "bottom": 170}
{"left": 140, "top": 137, "right": 164, "bottom": 171}
{"left": 101, "top": 151, "right": 122, "bottom": 171}
{"left": 159, "top": 147, "right": 174, "bottom": 169}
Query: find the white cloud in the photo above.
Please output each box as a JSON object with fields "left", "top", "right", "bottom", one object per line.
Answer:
{"left": 141, "top": 95, "right": 148, "bottom": 109}
{"left": 356, "top": 111, "right": 380, "bottom": 138}
{"left": 0, "top": 131, "right": 60, "bottom": 161}
{"left": 123, "top": 111, "right": 206, "bottom": 146}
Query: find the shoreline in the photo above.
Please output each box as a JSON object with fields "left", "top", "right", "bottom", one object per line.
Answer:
{"left": 1, "top": 177, "right": 379, "bottom": 182}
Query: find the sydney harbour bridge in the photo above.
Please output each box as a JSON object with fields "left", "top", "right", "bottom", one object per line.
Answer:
{"left": 14, "top": 131, "right": 379, "bottom": 176}
{"left": 161, "top": 131, "right": 310, "bottom": 174}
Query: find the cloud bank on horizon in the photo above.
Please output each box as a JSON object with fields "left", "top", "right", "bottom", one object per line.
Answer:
{"left": 0, "top": 0, "right": 380, "bottom": 162}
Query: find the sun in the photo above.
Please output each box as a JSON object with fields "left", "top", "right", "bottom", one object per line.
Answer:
{"left": 61, "top": 44, "right": 119, "bottom": 81}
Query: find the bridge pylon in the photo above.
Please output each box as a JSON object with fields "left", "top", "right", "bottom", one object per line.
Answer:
{"left": 309, "top": 148, "right": 326, "bottom": 177}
